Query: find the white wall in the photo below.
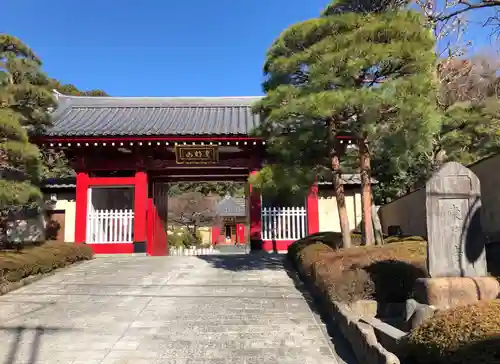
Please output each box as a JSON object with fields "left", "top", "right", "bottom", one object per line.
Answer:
{"left": 45, "top": 191, "right": 76, "bottom": 243}
{"left": 378, "top": 153, "right": 500, "bottom": 240}
{"left": 318, "top": 188, "right": 362, "bottom": 232}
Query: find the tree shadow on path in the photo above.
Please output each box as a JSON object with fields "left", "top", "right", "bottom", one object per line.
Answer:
{"left": 196, "top": 252, "right": 286, "bottom": 271}
{"left": 0, "top": 325, "right": 78, "bottom": 364}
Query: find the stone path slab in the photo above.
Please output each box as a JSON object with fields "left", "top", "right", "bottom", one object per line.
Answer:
{"left": 0, "top": 253, "right": 356, "bottom": 364}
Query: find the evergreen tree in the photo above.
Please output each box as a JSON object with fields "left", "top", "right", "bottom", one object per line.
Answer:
{"left": 39, "top": 79, "right": 109, "bottom": 179}
{"left": 323, "top": 0, "right": 408, "bottom": 15}
{"left": 48, "top": 79, "right": 109, "bottom": 97}
{"left": 0, "top": 34, "right": 56, "bottom": 210}
{"left": 254, "top": 8, "right": 439, "bottom": 246}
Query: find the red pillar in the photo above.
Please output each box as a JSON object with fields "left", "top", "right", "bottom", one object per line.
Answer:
{"left": 146, "top": 198, "right": 154, "bottom": 255}
{"left": 306, "top": 183, "right": 319, "bottom": 235}
{"left": 211, "top": 225, "right": 221, "bottom": 245}
{"left": 133, "top": 171, "right": 148, "bottom": 243}
{"left": 75, "top": 172, "right": 89, "bottom": 243}
{"left": 237, "top": 223, "right": 245, "bottom": 244}
{"left": 249, "top": 171, "right": 262, "bottom": 249}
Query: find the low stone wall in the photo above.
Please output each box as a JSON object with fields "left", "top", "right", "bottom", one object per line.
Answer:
{"left": 332, "top": 301, "right": 401, "bottom": 364}
{"left": 361, "top": 316, "right": 407, "bottom": 358}
{"left": 292, "top": 263, "right": 401, "bottom": 364}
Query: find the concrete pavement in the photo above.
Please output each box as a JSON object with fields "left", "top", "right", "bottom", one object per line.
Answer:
{"left": 0, "top": 253, "right": 356, "bottom": 364}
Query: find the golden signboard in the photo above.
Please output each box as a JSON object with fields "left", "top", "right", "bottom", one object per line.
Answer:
{"left": 175, "top": 145, "right": 218, "bottom": 164}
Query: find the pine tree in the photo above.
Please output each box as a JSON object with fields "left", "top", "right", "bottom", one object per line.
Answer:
{"left": 254, "top": 8, "right": 439, "bottom": 246}
{"left": 0, "top": 34, "right": 56, "bottom": 210}
{"left": 39, "top": 80, "right": 109, "bottom": 179}
{"left": 48, "top": 79, "right": 109, "bottom": 97}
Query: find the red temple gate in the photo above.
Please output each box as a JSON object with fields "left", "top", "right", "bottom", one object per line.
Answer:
{"left": 38, "top": 93, "right": 319, "bottom": 255}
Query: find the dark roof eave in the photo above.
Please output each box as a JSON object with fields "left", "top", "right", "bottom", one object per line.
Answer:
{"left": 38, "top": 134, "right": 263, "bottom": 141}
{"left": 40, "top": 177, "right": 77, "bottom": 190}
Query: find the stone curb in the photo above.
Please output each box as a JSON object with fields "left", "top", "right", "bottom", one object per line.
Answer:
{"left": 0, "top": 259, "right": 91, "bottom": 296}
{"left": 331, "top": 300, "right": 400, "bottom": 364}
{"left": 292, "top": 261, "right": 400, "bottom": 364}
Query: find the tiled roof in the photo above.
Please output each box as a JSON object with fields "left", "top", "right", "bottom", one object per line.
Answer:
{"left": 46, "top": 93, "right": 263, "bottom": 137}
{"left": 216, "top": 196, "right": 246, "bottom": 217}
{"left": 41, "top": 177, "right": 77, "bottom": 189}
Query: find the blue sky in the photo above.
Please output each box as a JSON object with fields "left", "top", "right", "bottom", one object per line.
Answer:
{"left": 3, "top": 0, "right": 496, "bottom": 97}
{"left": 3, "top": 0, "right": 331, "bottom": 97}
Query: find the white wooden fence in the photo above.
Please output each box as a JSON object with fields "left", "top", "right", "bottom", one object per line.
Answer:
{"left": 87, "top": 209, "right": 134, "bottom": 244}
{"left": 261, "top": 206, "right": 307, "bottom": 240}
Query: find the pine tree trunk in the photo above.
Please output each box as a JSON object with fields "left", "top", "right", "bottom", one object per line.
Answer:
{"left": 327, "top": 117, "right": 351, "bottom": 249}
{"left": 358, "top": 139, "right": 374, "bottom": 246}
{"left": 332, "top": 153, "right": 352, "bottom": 249}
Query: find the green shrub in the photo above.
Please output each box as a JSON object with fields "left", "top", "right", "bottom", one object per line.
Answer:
{"left": 168, "top": 227, "right": 203, "bottom": 248}
{"left": 0, "top": 242, "right": 94, "bottom": 283}
{"left": 385, "top": 235, "right": 426, "bottom": 244}
{"left": 288, "top": 235, "right": 428, "bottom": 303}
{"left": 406, "top": 300, "right": 500, "bottom": 364}
{"left": 288, "top": 231, "right": 424, "bottom": 254}
{"left": 287, "top": 232, "right": 364, "bottom": 261}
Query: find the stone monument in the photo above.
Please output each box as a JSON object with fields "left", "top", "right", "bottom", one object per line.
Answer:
{"left": 413, "top": 162, "right": 499, "bottom": 308}
{"left": 425, "top": 161, "right": 487, "bottom": 277}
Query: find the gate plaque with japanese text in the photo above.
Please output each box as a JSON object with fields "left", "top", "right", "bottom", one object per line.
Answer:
{"left": 175, "top": 145, "right": 218, "bottom": 164}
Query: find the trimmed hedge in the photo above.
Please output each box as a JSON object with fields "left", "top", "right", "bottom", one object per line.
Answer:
{"left": 288, "top": 234, "right": 428, "bottom": 303}
{"left": 406, "top": 300, "right": 500, "bottom": 364}
{"left": 0, "top": 242, "right": 94, "bottom": 283}
{"left": 289, "top": 235, "right": 500, "bottom": 363}
{"left": 288, "top": 231, "right": 425, "bottom": 253}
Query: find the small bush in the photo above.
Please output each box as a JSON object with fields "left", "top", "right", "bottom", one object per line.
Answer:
{"left": 168, "top": 227, "right": 203, "bottom": 248}
{"left": 288, "top": 235, "right": 428, "bottom": 303}
{"left": 0, "top": 242, "right": 94, "bottom": 284}
{"left": 406, "top": 300, "right": 500, "bottom": 364}
{"left": 289, "top": 231, "right": 425, "bottom": 252}
{"left": 287, "top": 232, "right": 364, "bottom": 260}
{"left": 385, "top": 235, "right": 426, "bottom": 244}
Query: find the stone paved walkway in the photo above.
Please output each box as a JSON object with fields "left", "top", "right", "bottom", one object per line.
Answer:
{"left": 0, "top": 253, "right": 356, "bottom": 364}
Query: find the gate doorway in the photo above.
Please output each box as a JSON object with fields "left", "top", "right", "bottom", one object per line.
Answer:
{"left": 224, "top": 223, "right": 237, "bottom": 244}
{"left": 159, "top": 183, "right": 249, "bottom": 256}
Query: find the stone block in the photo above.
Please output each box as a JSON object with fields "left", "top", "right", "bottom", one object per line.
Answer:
{"left": 409, "top": 305, "right": 436, "bottom": 330}
{"left": 361, "top": 316, "right": 407, "bottom": 358}
{"left": 413, "top": 276, "right": 500, "bottom": 309}
{"left": 349, "top": 299, "right": 378, "bottom": 317}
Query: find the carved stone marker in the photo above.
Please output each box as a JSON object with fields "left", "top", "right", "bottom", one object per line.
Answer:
{"left": 426, "top": 162, "right": 487, "bottom": 278}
